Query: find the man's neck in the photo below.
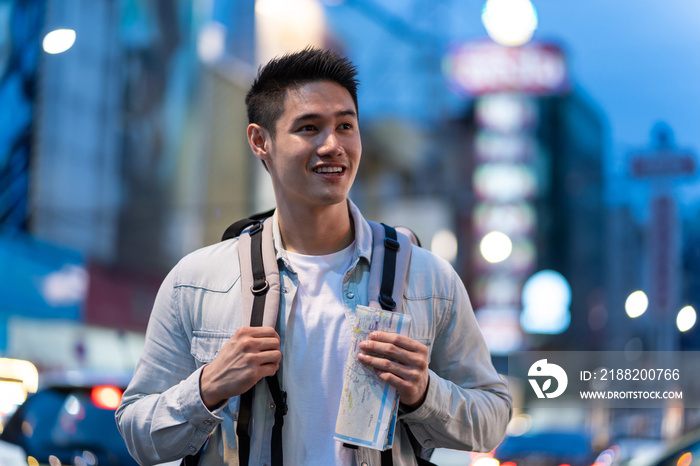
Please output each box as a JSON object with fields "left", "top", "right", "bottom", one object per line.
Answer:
{"left": 276, "top": 201, "right": 354, "bottom": 255}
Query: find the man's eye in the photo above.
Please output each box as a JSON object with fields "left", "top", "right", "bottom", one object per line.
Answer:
{"left": 339, "top": 123, "right": 353, "bottom": 130}
{"left": 300, "top": 125, "right": 316, "bottom": 132}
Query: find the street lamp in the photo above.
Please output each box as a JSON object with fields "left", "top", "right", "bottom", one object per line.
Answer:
{"left": 481, "top": 0, "right": 538, "bottom": 47}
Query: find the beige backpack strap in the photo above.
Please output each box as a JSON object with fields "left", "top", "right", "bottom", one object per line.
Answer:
{"left": 236, "top": 216, "right": 285, "bottom": 466}
{"left": 237, "top": 217, "right": 281, "bottom": 328}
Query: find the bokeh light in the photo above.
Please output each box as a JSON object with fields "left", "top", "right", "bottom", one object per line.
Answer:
{"left": 481, "top": 0, "right": 538, "bottom": 47}
{"left": 197, "top": 21, "right": 227, "bottom": 63}
{"left": 480, "top": 231, "right": 513, "bottom": 263}
{"left": 677, "top": 306, "right": 697, "bottom": 332}
{"left": 431, "top": 229, "right": 459, "bottom": 263}
{"left": 625, "top": 291, "right": 648, "bottom": 318}
{"left": 677, "top": 452, "right": 692, "bottom": 466}
{"left": 91, "top": 385, "right": 123, "bottom": 410}
{"left": 507, "top": 413, "right": 533, "bottom": 436}
{"left": 473, "top": 457, "right": 500, "bottom": 466}
{"left": 520, "top": 270, "right": 572, "bottom": 334}
{"left": 42, "top": 29, "right": 76, "bottom": 54}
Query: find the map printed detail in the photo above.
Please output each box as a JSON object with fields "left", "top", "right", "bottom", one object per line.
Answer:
{"left": 334, "top": 305, "right": 412, "bottom": 450}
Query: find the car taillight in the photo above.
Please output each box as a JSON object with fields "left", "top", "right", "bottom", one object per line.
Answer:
{"left": 91, "top": 385, "right": 123, "bottom": 410}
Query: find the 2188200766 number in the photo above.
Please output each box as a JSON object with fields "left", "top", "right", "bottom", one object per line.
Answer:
{"left": 599, "top": 368, "right": 680, "bottom": 381}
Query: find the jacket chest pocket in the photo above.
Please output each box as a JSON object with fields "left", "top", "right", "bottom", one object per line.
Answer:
{"left": 190, "top": 331, "right": 234, "bottom": 367}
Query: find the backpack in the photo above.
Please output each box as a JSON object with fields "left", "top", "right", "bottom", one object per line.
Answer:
{"left": 184, "top": 209, "right": 431, "bottom": 466}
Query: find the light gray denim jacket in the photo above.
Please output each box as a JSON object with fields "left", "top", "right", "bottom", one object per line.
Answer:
{"left": 116, "top": 200, "right": 512, "bottom": 466}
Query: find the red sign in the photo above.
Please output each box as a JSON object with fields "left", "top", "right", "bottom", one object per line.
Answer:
{"left": 443, "top": 40, "right": 568, "bottom": 96}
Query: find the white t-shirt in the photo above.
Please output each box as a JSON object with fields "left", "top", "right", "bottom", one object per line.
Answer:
{"left": 282, "top": 242, "right": 356, "bottom": 466}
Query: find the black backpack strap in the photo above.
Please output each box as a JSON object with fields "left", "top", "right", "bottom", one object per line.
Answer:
{"left": 378, "top": 224, "right": 399, "bottom": 466}
{"left": 238, "top": 377, "right": 286, "bottom": 466}
{"left": 381, "top": 449, "right": 394, "bottom": 465}
{"left": 378, "top": 224, "right": 400, "bottom": 311}
{"left": 222, "top": 208, "right": 275, "bottom": 241}
{"left": 367, "top": 221, "right": 413, "bottom": 314}
{"left": 235, "top": 221, "right": 265, "bottom": 466}
{"left": 266, "top": 374, "right": 287, "bottom": 466}
{"left": 249, "top": 221, "right": 269, "bottom": 326}
{"left": 367, "top": 222, "right": 433, "bottom": 466}
{"left": 235, "top": 388, "right": 255, "bottom": 466}
{"left": 236, "top": 218, "right": 285, "bottom": 466}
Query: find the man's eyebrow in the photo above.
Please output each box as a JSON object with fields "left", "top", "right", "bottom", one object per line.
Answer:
{"left": 337, "top": 109, "right": 358, "bottom": 118}
{"left": 292, "top": 109, "right": 357, "bottom": 123}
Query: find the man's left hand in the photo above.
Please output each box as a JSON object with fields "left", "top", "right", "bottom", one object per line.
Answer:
{"left": 358, "top": 332, "right": 429, "bottom": 409}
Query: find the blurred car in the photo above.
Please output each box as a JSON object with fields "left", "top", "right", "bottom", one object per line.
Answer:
{"left": 632, "top": 429, "right": 700, "bottom": 466}
{"left": 0, "top": 439, "right": 29, "bottom": 465}
{"left": 0, "top": 369, "right": 137, "bottom": 466}
{"left": 492, "top": 430, "right": 596, "bottom": 466}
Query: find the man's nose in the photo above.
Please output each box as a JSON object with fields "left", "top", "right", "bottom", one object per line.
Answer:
{"left": 318, "top": 131, "right": 342, "bottom": 156}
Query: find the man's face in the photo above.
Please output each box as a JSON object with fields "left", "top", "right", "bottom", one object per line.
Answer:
{"left": 258, "top": 81, "right": 361, "bottom": 211}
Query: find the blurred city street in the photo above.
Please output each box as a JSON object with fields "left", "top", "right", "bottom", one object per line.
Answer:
{"left": 1, "top": 0, "right": 700, "bottom": 464}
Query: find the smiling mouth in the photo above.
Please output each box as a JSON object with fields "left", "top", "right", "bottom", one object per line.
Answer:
{"left": 313, "top": 166, "right": 344, "bottom": 174}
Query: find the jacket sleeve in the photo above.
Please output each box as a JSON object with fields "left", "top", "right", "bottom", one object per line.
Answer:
{"left": 399, "top": 267, "right": 512, "bottom": 452}
{"left": 115, "top": 265, "right": 223, "bottom": 465}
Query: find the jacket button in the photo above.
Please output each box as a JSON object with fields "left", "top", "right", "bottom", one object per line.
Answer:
{"left": 189, "top": 446, "right": 196, "bottom": 452}
{"left": 346, "top": 292, "right": 355, "bottom": 299}
{"left": 270, "top": 403, "right": 276, "bottom": 410}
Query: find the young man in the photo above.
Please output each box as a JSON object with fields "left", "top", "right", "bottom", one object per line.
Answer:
{"left": 116, "top": 48, "right": 511, "bottom": 466}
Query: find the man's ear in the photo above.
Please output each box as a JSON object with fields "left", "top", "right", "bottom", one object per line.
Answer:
{"left": 247, "top": 123, "right": 271, "bottom": 163}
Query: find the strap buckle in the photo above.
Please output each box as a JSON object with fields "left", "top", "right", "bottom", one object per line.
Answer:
{"left": 279, "top": 391, "right": 288, "bottom": 415}
{"left": 378, "top": 293, "right": 396, "bottom": 311}
{"left": 251, "top": 279, "right": 270, "bottom": 296}
{"left": 384, "top": 236, "right": 400, "bottom": 252}
{"left": 248, "top": 221, "right": 263, "bottom": 236}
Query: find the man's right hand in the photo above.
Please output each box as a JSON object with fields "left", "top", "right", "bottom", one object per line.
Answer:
{"left": 200, "top": 326, "right": 281, "bottom": 410}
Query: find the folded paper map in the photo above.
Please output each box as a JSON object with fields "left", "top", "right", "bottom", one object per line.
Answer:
{"left": 334, "top": 305, "right": 412, "bottom": 450}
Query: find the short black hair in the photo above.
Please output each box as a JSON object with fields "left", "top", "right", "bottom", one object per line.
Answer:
{"left": 245, "top": 47, "right": 359, "bottom": 137}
